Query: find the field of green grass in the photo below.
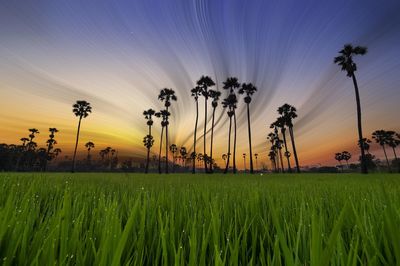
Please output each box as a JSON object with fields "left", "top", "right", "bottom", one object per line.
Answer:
{"left": 0, "top": 173, "right": 399, "bottom": 265}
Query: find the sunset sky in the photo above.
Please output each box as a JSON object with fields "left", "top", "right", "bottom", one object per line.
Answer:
{"left": 1, "top": 0, "right": 400, "bottom": 169}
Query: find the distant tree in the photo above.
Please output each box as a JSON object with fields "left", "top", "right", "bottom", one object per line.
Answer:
{"left": 243, "top": 153, "right": 247, "bottom": 172}
{"left": 222, "top": 153, "right": 227, "bottom": 166}
{"left": 53, "top": 148, "right": 62, "bottom": 161}
{"left": 143, "top": 109, "right": 156, "bottom": 173}
{"left": 335, "top": 152, "right": 344, "bottom": 172}
{"left": 180, "top": 147, "right": 187, "bottom": 168}
{"left": 158, "top": 89, "right": 177, "bottom": 174}
{"left": 208, "top": 89, "right": 221, "bottom": 173}
{"left": 197, "top": 76, "right": 216, "bottom": 173}
{"left": 191, "top": 86, "right": 201, "bottom": 174}
{"left": 239, "top": 83, "right": 257, "bottom": 174}
{"left": 254, "top": 153, "right": 259, "bottom": 172}
{"left": 387, "top": 131, "right": 400, "bottom": 172}
{"left": 268, "top": 149, "right": 277, "bottom": 172}
{"left": 169, "top": 144, "right": 178, "bottom": 172}
{"left": 341, "top": 151, "right": 352, "bottom": 168}
{"left": 270, "top": 124, "right": 285, "bottom": 173}
{"left": 272, "top": 116, "right": 292, "bottom": 173}
{"left": 85, "top": 141, "right": 95, "bottom": 164}
{"left": 372, "top": 130, "right": 391, "bottom": 172}
{"left": 278, "top": 104, "right": 300, "bottom": 173}
{"left": 44, "top": 128, "right": 59, "bottom": 171}
{"left": 71, "top": 100, "right": 92, "bottom": 172}
{"left": 358, "top": 138, "right": 372, "bottom": 155}
{"left": 223, "top": 77, "right": 240, "bottom": 173}
{"left": 267, "top": 132, "right": 278, "bottom": 172}
{"left": 334, "top": 44, "right": 368, "bottom": 174}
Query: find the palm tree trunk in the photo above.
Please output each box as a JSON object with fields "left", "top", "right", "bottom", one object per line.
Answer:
{"left": 209, "top": 106, "right": 216, "bottom": 173}
{"left": 246, "top": 103, "right": 254, "bottom": 174}
{"left": 352, "top": 73, "right": 368, "bottom": 174}
{"left": 193, "top": 100, "right": 198, "bottom": 174}
{"left": 382, "top": 144, "right": 391, "bottom": 172}
{"left": 158, "top": 126, "right": 164, "bottom": 174}
{"left": 289, "top": 127, "right": 301, "bottom": 173}
{"left": 165, "top": 108, "right": 169, "bottom": 174}
{"left": 204, "top": 97, "right": 208, "bottom": 173}
{"left": 233, "top": 111, "right": 237, "bottom": 174}
{"left": 224, "top": 115, "right": 232, "bottom": 174}
{"left": 281, "top": 128, "right": 292, "bottom": 173}
{"left": 145, "top": 126, "right": 151, "bottom": 174}
{"left": 71, "top": 117, "right": 82, "bottom": 173}
{"left": 279, "top": 149, "right": 285, "bottom": 173}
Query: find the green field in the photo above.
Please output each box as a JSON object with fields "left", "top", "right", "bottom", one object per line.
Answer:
{"left": 0, "top": 173, "right": 399, "bottom": 265}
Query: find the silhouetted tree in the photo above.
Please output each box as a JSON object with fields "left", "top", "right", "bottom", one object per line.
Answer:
{"left": 334, "top": 44, "right": 368, "bottom": 174}
{"left": 197, "top": 76, "right": 216, "bottom": 172}
{"left": 44, "top": 128, "right": 58, "bottom": 171}
{"left": 169, "top": 144, "right": 177, "bottom": 172}
{"left": 270, "top": 124, "right": 285, "bottom": 173}
{"left": 155, "top": 110, "right": 170, "bottom": 174}
{"left": 85, "top": 141, "right": 95, "bottom": 165}
{"left": 341, "top": 151, "right": 352, "bottom": 168}
{"left": 158, "top": 88, "right": 177, "bottom": 174}
{"left": 335, "top": 152, "right": 344, "bottom": 172}
{"left": 223, "top": 77, "right": 240, "bottom": 173}
{"left": 372, "top": 130, "right": 391, "bottom": 172}
{"left": 272, "top": 116, "right": 292, "bottom": 173}
{"left": 208, "top": 89, "right": 221, "bottom": 173}
{"left": 222, "top": 153, "right": 227, "bottom": 167}
{"left": 191, "top": 86, "right": 201, "bottom": 173}
{"left": 239, "top": 83, "right": 257, "bottom": 174}
{"left": 278, "top": 104, "right": 300, "bottom": 173}
{"left": 358, "top": 138, "right": 372, "bottom": 155}
{"left": 254, "top": 153, "right": 259, "bottom": 172}
{"left": 243, "top": 153, "right": 247, "bottom": 172}
{"left": 143, "top": 109, "right": 156, "bottom": 173}
{"left": 222, "top": 93, "right": 237, "bottom": 173}
{"left": 180, "top": 147, "right": 187, "bottom": 168}
{"left": 71, "top": 100, "right": 92, "bottom": 172}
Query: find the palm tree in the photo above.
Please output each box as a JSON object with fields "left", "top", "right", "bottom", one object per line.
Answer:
{"left": 143, "top": 109, "right": 156, "bottom": 173}
{"left": 155, "top": 110, "right": 170, "bottom": 174}
{"left": 268, "top": 149, "right": 277, "bottom": 172}
{"left": 341, "top": 151, "right": 352, "bottom": 168}
{"left": 27, "top": 128, "right": 39, "bottom": 150}
{"left": 143, "top": 135, "right": 154, "bottom": 172}
{"left": 158, "top": 89, "right": 177, "bottom": 174}
{"left": 278, "top": 104, "right": 300, "bottom": 173}
{"left": 270, "top": 124, "right": 285, "bottom": 173}
{"left": 197, "top": 76, "right": 216, "bottom": 173}
{"left": 334, "top": 44, "right": 368, "bottom": 174}
{"left": 335, "top": 153, "right": 344, "bottom": 172}
{"left": 44, "top": 128, "right": 58, "bottom": 171}
{"left": 71, "top": 100, "right": 92, "bottom": 172}
{"left": 372, "top": 130, "right": 391, "bottom": 172}
{"left": 53, "top": 148, "right": 62, "bottom": 161}
{"left": 169, "top": 144, "right": 178, "bottom": 172}
{"left": 267, "top": 132, "right": 278, "bottom": 172}
{"left": 222, "top": 94, "right": 237, "bottom": 173}
{"left": 180, "top": 146, "right": 187, "bottom": 169}
{"left": 273, "top": 116, "right": 292, "bottom": 173}
{"left": 358, "top": 138, "right": 372, "bottom": 155}
{"left": 20, "top": 137, "right": 29, "bottom": 147}
{"left": 223, "top": 77, "right": 240, "bottom": 174}
{"left": 85, "top": 141, "right": 95, "bottom": 163}
{"left": 191, "top": 86, "right": 201, "bottom": 174}
{"left": 222, "top": 153, "right": 227, "bottom": 166}
{"left": 208, "top": 89, "right": 221, "bottom": 173}
{"left": 238, "top": 83, "right": 257, "bottom": 173}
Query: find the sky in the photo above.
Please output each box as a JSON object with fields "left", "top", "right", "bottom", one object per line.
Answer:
{"left": 1, "top": 0, "right": 400, "bottom": 169}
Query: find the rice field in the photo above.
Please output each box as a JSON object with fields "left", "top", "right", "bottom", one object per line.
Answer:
{"left": 0, "top": 173, "right": 399, "bottom": 265}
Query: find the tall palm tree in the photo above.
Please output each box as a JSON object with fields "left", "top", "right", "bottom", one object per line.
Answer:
{"left": 239, "top": 83, "right": 257, "bottom": 174}
{"left": 85, "top": 141, "right": 95, "bottom": 165}
{"left": 71, "top": 100, "right": 92, "bottom": 172}
{"left": 27, "top": 128, "right": 39, "bottom": 151}
{"left": 158, "top": 88, "right": 177, "bottom": 174}
{"left": 273, "top": 116, "right": 292, "bottom": 173}
{"left": 358, "top": 138, "right": 372, "bottom": 155}
{"left": 155, "top": 110, "right": 170, "bottom": 174}
{"left": 191, "top": 86, "right": 201, "bottom": 173}
{"left": 222, "top": 94, "right": 237, "bottom": 173}
{"left": 223, "top": 77, "right": 240, "bottom": 173}
{"left": 270, "top": 124, "right": 285, "bottom": 173}
{"left": 341, "top": 151, "right": 352, "bottom": 168}
{"left": 208, "top": 89, "right": 221, "bottom": 173}
{"left": 267, "top": 132, "right": 279, "bottom": 172}
{"left": 278, "top": 104, "right": 300, "bottom": 173}
{"left": 334, "top": 44, "right": 368, "bottom": 174}
{"left": 268, "top": 149, "right": 277, "bottom": 172}
{"left": 169, "top": 144, "right": 177, "bottom": 172}
{"left": 197, "top": 76, "right": 216, "bottom": 173}
{"left": 335, "top": 152, "right": 344, "bottom": 172}
{"left": 143, "top": 109, "right": 156, "bottom": 173}
{"left": 372, "top": 130, "right": 391, "bottom": 172}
